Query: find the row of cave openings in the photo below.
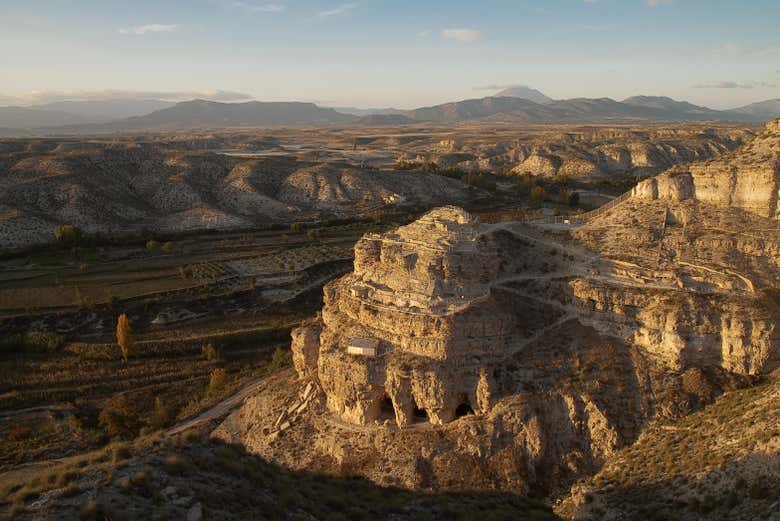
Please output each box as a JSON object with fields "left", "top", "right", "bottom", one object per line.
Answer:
{"left": 377, "top": 393, "right": 475, "bottom": 426}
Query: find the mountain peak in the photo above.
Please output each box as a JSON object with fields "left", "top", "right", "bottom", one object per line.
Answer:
{"left": 493, "top": 86, "right": 553, "bottom": 104}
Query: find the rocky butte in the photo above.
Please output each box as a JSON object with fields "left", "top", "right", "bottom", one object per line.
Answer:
{"left": 215, "top": 118, "right": 779, "bottom": 499}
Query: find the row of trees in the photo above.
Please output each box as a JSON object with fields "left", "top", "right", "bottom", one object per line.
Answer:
{"left": 53, "top": 224, "right": 175, "bottom": 253}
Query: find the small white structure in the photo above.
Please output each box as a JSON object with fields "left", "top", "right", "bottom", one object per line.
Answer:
{"left": 347, "top": 337, "right": 379, "bottom": 357}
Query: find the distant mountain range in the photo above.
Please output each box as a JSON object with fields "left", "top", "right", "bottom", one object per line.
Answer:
{"left": 106, "top": 99, "right": 354, "bottom": 129}
{"left": 37, "top": 99, "right": 177, "bottom": 121}
{"left": 401, "top": 93, "right": 780, "bottom": 125}
{"left": 330, "top": 106, "right": 404, "bottom": 117}
{"left": 1, "top": 88, "right": 780, "bottom": 134}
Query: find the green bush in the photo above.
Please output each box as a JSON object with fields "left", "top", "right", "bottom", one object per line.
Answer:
{"left": 201, "top": 343, "right": 221, "bottom": 362}
{"left": 266, "top": 347, "right": 291, "bottom": 372}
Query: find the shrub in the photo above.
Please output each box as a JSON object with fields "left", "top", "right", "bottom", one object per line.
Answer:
{"left": 8, "top": 424, "right": 32, "bottom": 441}
{"left": 79, "top": 498, "right": 101, "bottom": 520}
{"left": 181, "top": 429, "right": 202, "bottom": 444}
{"left": 266, "top": 347, "right": 291, "bottom": 372}
{"left": 146, "top": 240, "right": 160, "bottom": 252}
{"left": 558, "top": 189, "right": 579, "bottom": 207}
{"left": 163, "top": 455, "right": 190, "bottom": 476}
{"left": 99, "top": 396, "right": 141, "bottom": 438}
{"left": 161, "top": 241, "right": 174, "bottom": 253}
{"left": 530, "top": 185, "right": 547, "bottom": 201}
{"left": 370, "top": 210, "right": 384, "bottom": 224}
{"left": 150, "top": 397, "right": 170, "bottom": 429}
{"left": 206, "top": 368, "right": 228, "bottom": 398}
{"left": 201, "top": 343, "right": 220, "bottom": 362}
{"left": 54, "top": 224, "right": 81, "bottom": 247}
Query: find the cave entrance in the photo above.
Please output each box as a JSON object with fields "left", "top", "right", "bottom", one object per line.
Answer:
{"left": 412, "top": 398, "right": 428, "bottom": 423}
{"left": 455, "top": 402, "right": 475, "bottom": 418}
{"left": 379, "top": 394, "right": 395, "bottom": 422}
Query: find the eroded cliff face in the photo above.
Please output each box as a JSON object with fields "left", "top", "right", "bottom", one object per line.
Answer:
{"left": 632, "top": 118, "right": 780, "bottom": 219}
{"left": 216, "top": 190, "right": 778, "bottom": 496}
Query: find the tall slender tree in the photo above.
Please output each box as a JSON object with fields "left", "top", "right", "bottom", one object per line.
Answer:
{"left": 116, "top": 314, "right": 133, "bottom": 363}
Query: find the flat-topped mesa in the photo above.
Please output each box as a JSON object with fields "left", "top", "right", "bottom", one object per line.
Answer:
{"left": 293, "top": 206, "right": 515, "bottom": 427}
{"left": 631, "top": 118, "right": 780, "bottom": 219}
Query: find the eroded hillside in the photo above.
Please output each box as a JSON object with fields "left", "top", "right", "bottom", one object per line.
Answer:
{"left": 0, "top": 143, "right": 475, "bottom": 251}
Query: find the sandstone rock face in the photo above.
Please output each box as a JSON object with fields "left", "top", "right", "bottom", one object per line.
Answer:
{"left": 631, "top": 118, "right": 780, "bottom": 219}
{"left": 298, "top": 207, "right": 515, "bottom": 427}
{"left": 290, "top": 316, "right": 322, "bottom": 379}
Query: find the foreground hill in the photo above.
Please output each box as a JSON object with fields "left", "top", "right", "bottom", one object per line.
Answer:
{"left": 560, "top": 370, "right": 780, "bottom": 520}
{"left": 2, "top": 430, "right": 559, "bottom": 520}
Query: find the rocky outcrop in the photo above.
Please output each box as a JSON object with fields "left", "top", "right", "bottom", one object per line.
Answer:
{"left": 631, "top": 118, "right": 780, "bottom": 219}
{"left": 220, "top": 191, "right": 778, "bottom": 495}
{"left": 301, "top": 207, "right": 514, "bottom": 427}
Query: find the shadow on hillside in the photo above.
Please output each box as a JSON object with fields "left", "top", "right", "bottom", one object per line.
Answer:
{"left": 568, "top": 450, "right": 780, "bottom": 521}
{"left": 78, "top": 434, "right": 563, "bottom": 521}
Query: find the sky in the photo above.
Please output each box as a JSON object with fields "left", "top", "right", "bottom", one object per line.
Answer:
{"left": 1, "top": 0, "right": 779, "bottom": 109}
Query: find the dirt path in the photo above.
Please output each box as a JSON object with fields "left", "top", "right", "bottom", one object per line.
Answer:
{"left": 0, "top": 374, "right": 273, "bottom": 487}
{"left": 166, "top": 377, "right": 269, "bottom": 437}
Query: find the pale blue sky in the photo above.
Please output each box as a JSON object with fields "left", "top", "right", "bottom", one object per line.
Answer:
{"left": 1, "top": 0, "right": 778, "bottom": 109}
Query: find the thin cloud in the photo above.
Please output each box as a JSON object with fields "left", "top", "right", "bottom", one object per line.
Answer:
{"left": 418, "top": 30, "right": 432, "bottom": 38}
{"left": 0, "top": 90, "right": 254, "bottom": 105}
{"left": 473, "top": 84, "right": 529, "bottom": 91}
{"left": 233, "top": 2, "right": 285, "bottom": 12}
{"left": 442, "top": 28, "right": 482, "bottom": 43}
{"left": 318, "top": 3, "right": 357, "bottom": 17}
{"left": 693, "top": 81, "right": 777, "bottom": 89}
{"left": 644, "top": 0, "right": 673, "bottom": 6}
{"left": 119, "top": 24, "right": 177, "bottom": 35}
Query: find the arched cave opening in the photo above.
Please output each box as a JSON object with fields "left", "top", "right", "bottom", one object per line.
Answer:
{"left": 412, "top": 399, "right": 428, "bottom": 422}
{"left": 455, "top": 402, "right": 475, "bottom": 418}
{"left": 379, "top": 394, "right": 395, "bottom": 422}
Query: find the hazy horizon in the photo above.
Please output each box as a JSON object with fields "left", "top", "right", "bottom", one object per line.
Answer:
{"left": 2, "top": 0, "right": 779, "bottom": 110}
